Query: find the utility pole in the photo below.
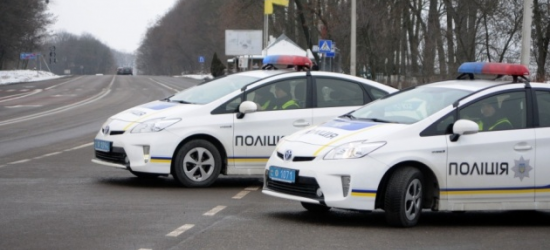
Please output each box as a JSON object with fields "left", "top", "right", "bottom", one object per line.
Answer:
{"left": 350, "top": 0, "right": 356, "bottom": 76}
{"left": 520, "top": 0, "right": 533, "bottom": 67}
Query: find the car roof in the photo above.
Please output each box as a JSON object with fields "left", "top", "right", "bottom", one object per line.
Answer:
{"left": 418, "top": 79, "right": 515, "bottom": 92}
{"left": 234, "top": 69, "right": 397, "bottom": 92}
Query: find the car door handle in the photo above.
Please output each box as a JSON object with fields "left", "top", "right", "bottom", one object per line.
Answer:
{"left": 514, "top": 142, "right": 532, "bottom": 151}
{"left": 293, "top": 120, "right": 310, "bottom": 127}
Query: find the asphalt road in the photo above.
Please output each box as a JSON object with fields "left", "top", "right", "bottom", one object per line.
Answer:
{"left": 1, "top": 75, "right": 550, "bottom": 250}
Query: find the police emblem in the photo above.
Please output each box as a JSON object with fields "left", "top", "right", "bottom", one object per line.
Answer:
{"left": 511, "top": 156, "right": 533, "bottom": 181}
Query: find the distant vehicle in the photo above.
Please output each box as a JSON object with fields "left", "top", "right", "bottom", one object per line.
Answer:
{"left": 117, "top": 67, "right": 133, "bottom": 75}
{"left": 92, "top": 55, "right": 397, "bottom": 187}
{"left": 262, "top": 62, "right": 549, "bottom": 227}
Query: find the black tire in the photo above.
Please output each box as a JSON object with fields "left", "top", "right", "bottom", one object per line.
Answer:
{"left": 384, "top": 167, "right": 424, "bottom": 227}
{"left": 130, "top": 170, "right": 161, "bottom": 179}
{"left": 301, "top": 202, "right": 331, "bottom": 213}
{"left": 173, "top": 140, "right": 221, "bottom": 187}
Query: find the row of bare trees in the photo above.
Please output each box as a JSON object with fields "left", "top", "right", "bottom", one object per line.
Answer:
{"left": 0, "top": 1, "right": 122, "bottom": 75}
{"left": 137, "top": 0, "right": 550, "bottom": 85}
{"left": 0, "top": 0, "right": 52, "bottom": 70}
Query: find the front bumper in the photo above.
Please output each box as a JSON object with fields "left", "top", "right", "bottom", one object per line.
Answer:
{"left": 262, "top": 150, "right": 388, "bottom": 211}
{"left": 91, "top": 129, "right": 181, "bottom": 174}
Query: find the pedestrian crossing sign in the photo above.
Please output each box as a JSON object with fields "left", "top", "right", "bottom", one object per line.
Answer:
{"left": 318, "top": 40, "right": 332, "bottom": 53}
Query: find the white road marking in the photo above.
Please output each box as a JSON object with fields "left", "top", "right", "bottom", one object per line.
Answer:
{"left": 232, "top": 191, "right": 250, "bottom": 199}
{"left": 166, "top": 224, "right": 194, "bottom": 237}
{"left": 5, "top": 105, "right": 43, "bottom": 108}
{"left": 203, "top": 205, "right": 226, "bottom": 216}
{"left": 0, "top": 76, "right": 114, "bottom": 126}
{"left": 245, "top": 186, "right": 260, "bottom": 191}
{"left": 8, "top": 159, "right": 31, "bottom": 164}
{"left": 2, "top": 144, "right": 92, "bottom": 168}
{"left": 148, "top": 78, "right": 180, "bottom": 93}
{"left": 138, "top": 248, "right": 152, "bottom": 250}
{"left": 0, "top": 89, "right": 42, "bottom": 103}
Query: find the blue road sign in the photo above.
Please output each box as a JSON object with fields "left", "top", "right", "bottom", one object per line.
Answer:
{"left": 20, "top": 53, "right": 38, "bottom": 60}
{"left": 318, "top": 40, "right": 332, "bottom": 53}
{"left": 199, "top": 56, "right": 205, "bottom": 63}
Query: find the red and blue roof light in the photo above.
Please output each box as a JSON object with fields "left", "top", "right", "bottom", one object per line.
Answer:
{"left": 262, "top": 55, "right": 312, "bottom": 68}
{"left": 458, "top": 62, "right": 529, "bottom": 76}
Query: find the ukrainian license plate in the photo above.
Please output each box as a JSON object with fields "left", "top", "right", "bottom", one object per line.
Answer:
{"left": 269, "top": 166, "right": 296, "bottom": 183}
{"left": 94, "top": 139, "right": 111, "bottom": 152}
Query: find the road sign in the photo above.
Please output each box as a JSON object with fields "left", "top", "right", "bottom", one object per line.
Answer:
{"left": 318, "top": 40, "right": 332, "bottom": 53}
{"left": 20, "top": 53, "right": 39, "bottom": 60}
{"left": 199, "top": 56, "right": 205, "bottom": 63}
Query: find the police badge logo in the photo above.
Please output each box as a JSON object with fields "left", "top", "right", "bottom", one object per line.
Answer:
{"left": 512, "top": 156, "right": 533, "bottom": 181}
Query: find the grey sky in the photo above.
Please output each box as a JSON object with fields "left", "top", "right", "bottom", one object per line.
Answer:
{"left": 47, "top": 0, "right": 179, "bottom": 53}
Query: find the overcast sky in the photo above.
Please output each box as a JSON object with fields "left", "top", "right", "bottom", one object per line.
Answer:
{"left": 47, "top": 0, "right": 179, "bottom": 53}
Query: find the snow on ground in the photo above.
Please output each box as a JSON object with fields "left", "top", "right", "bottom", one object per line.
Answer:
{"left": 0, "top": 70, "right": 62, "bottom": 85}
{"left": 0, "top": 70, "right": 213, "bottom": 85}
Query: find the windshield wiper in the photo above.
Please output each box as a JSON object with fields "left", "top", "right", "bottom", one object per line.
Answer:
{"left": 339, "top": 113, "right": 356, "bottom": 120}
{"left": 170, "top": 99, "right": 192, "bottom": 104}
{"left": 365, "top": 118, "right": 396, "bottom": 123}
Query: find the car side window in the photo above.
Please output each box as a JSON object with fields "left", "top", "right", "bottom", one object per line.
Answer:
{"left": 315, "top": 78, "right": 367, "bottom": 107}
{"left": 458, "top": 91, "right": 526, "bottom": 132}
{"left": 245, "top": 78, "right": 306, "bottom": 111}
{"left": 535, "top": 90, "right": 550, "bottom": 127}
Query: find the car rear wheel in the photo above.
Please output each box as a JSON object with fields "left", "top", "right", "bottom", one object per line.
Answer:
{"left": 384, "top": 167, "right": 424, "bottom": 227}
{"left": 173, "top": 140, "right": 221, "bottom": 187}
{"left": 301, "top": 202, "right": 331, "bottom": 213}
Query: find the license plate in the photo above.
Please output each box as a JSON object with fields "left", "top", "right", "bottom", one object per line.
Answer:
{"left": 94, "top": 139, "right": 111, "bottom": 152}
{"left": 269, "top": 166, "right": 296, "bottom": 183}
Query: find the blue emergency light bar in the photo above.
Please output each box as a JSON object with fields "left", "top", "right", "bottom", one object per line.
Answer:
{"left": 262, "top": 55, "right": 312, "bottom": 68}
{"left": 458, "top": 62, "right": 529, "bottom": 76}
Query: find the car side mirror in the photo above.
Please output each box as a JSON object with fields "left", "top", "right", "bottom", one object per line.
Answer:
{"left": 450, "top": 119, "right": 479, "bottom": 142}
{"left": 237, "top": 101, "right": 258, "bottom": 119}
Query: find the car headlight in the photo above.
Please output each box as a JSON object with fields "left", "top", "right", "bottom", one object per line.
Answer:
{"left": 324, "top": 141, "right": 386, "bottom": 160}
{"left": 130, "top": 118, "right": 181, "bottom": 133}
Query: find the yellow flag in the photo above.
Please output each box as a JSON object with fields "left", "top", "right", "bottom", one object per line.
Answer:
{"left": 265, "top": 0, "right": 289, "bottom": 15}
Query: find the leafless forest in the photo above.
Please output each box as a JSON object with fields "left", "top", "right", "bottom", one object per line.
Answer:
{"left": 1, "top": 0, "right": 549, "bottom": 85}
{"left": 137, "top": 0, "right": 550, "bottom": 86}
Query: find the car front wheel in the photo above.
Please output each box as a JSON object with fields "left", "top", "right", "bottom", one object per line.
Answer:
{"left": 173, "top": 140, "right": 221, "bottom": 187}
{"left": 384, "top": 167, "right": 424, "bottom": 227}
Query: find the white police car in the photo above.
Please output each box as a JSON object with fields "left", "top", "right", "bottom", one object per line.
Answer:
{"left": 262, "top": 62, "right": 550, "bottom": 227}
{"left": 92, "top": 55, "right": 396, "bottom": 187}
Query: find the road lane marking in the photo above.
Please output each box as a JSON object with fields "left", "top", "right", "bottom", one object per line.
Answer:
{"left": 64, "top": 143, "right": 93, "bottom": 151}
{"left": 245, "top": 186, "right": 260, "bottom": 191}
{"left": 0, "top": 76, "right": 114, "bottom": 126}
{"left": 166, "top": 224, "right": 194, "bottom": 237}
{"left": 232, "top": 191, "right": 250, "bottom": 199}
{"left": 148, "top": 78, "right": 181, "bottom": 93}
{"left": 203, "top": 205, "right": 226, "bottom": 216}
{"left": 2, "top": 143, "right": 92, "bottom": 167}
{"left": 8, "top": 159, "right": 31, "bottom": 164}
{"left": 0, "top": 89, "right": 42, "bottom": 103}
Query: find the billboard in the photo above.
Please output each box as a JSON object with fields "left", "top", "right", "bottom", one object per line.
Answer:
{"left": 225, "top": 30, "right": 262, "bottom": 56}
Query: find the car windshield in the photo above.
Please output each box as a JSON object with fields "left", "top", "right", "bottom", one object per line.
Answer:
{"left": 168, "top": 74, "right": 261, "bottom": 104}
{"left": 350, "top": 86, "right": 472, "bottom": 124}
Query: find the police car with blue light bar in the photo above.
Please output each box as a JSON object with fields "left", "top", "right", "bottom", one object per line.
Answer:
{"left": 92, "top": 55, "right": 396, "bottom": 187}
{"left": 262, "top": 62, "right": 550, "bottom": 227}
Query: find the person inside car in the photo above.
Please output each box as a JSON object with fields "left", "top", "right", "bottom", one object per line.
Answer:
{"left": 477, "top": 99, "right": 512, "bottom": 131}
{"left": 272, "top": 82, "right": 299, "bottom": 110}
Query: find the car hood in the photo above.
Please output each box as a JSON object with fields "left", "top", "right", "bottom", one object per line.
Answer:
{"left": 109, "top": 100, "right": 201, "bottom": 122}
{"left": 280, "top": 118, "right": 406, "bottom": 150}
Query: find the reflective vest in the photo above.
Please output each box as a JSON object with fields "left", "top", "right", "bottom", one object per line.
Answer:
{"left": 261, "top": 100, "right": 271, "bottom": 110}
{"left": 273, "top": 99, "right": 299, "bottom": 110}
{"left": 478, "top": 118, "right": 512, "bottom": 131}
